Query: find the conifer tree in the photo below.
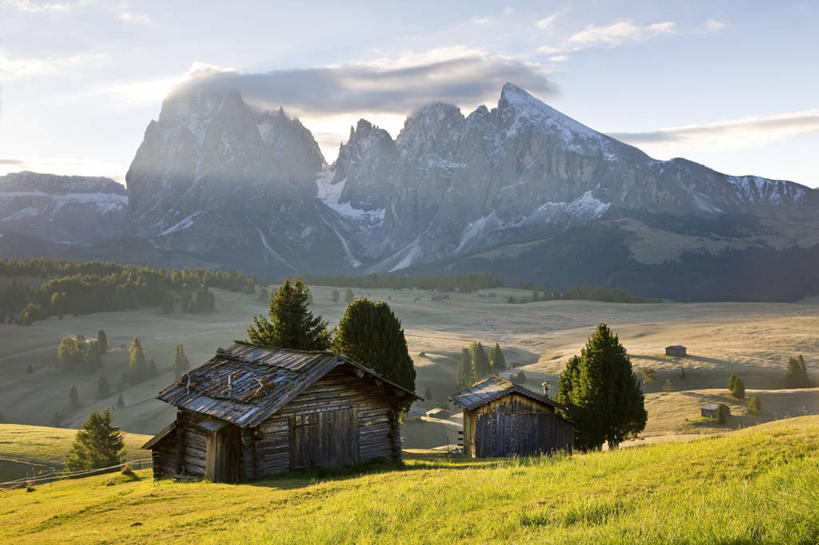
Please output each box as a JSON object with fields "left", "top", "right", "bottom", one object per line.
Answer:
{"left": 731, "top": 377, "right": 745, "bottom": 399}
{"left": 172, "top": 344, "right": 189, "bottom": 378}
{"left": 331, "top": 289, "right": 340, "bottom": 303}
{"left": 663, "top": 378, "right": 672, "bottom": 392}
{"left": 128, "top": 337, "right": 148, "bottom": 382}
{"left": 97, "top": 330, "right": 107, "bottom": 354}
{"left": 332, "top": 298, "right": 416, "bottom": 393}
{"left": 728, "top": 372, "right": 738, "bottom": 392}
{"left": 69, "top": 384, "right": 79, "bottom": 406}
{"left": 57, "top": 335, "right": 82, "bottom": 371}
{"left": 748, "top": 393, "right": 761, "bottom": 414}
{"left": 116, "top": 395, "right": 125, "bottom": 409}
{"left": 64, "top": 409, "right": 124, "bottom": 471}
{"left": 785, "top": 355, "right": 812, "bottom": 388}
{"left": 489, "top": 343, "right": 506, "bottom": 372}
{"left": 344, "top": 288, "right": 355, "bottom": 304}
{"left": 471, "top": 342, "right": 491, "bottom": 378}
{"left": 457, "top": 348, "right": 474, "bottom": 390}
{"left": 247, "top": 279, "right": 331, "bottom": 350}
{"left": 556, "top": 323, "right": 647, "bottom": 450}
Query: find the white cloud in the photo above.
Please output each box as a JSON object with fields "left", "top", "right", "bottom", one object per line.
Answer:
{"left": 609, "top": 110, "right": 819, "bottom": 150}
{"left": 548, "top": 55, "right": 569, "bottom": 63}
{"left": 470, "top": 17, "right": 490, "bottom": 25}
{"left": 118, "top": 11, "right": 151, "bottom": 24}
{"left": 0, "top": 49, "right": 107, "bottom": 77}
{"left": 535, "top": 13, "right": 561, "bottom": 30}
{"left": 568, "top": 20, "right": 676, "bottom": 47}
{"left": 704, "top": 18, "right": 726, "bottom": 33}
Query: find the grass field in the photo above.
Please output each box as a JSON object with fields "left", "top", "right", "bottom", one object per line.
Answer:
{"left": 0, "top": 424, "right": 151, "bottom": 482}
{"left": 1, "top": 284, "right": 817, "bottom": 445}
{"left": 0, "top": 416, "right": 816, "bottom": 544}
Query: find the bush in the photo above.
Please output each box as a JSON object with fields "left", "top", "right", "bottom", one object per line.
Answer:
{"left": 749, "top": 394, "right": 761, "bottom": 415}
{"left": 715, "top": 404, "right": 728, "bottom": 424}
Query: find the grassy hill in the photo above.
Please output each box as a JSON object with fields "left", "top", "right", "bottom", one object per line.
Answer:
{"left": 0, "top": 424, "right": 151, "bottom": 482}
{"left": 1, "top": 416, "right": 816, "bottom": 544}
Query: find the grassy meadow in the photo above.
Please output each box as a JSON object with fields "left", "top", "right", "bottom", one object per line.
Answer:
{"left": 1, "top": 416, "right": 816, "bottom": 544}
{"left": 1, "top": 284, "right": 818, "bottom": 449}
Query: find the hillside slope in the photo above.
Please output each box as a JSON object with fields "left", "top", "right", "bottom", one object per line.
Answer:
{"left": 2, "top": 416, "right": 817, "bottom": 545}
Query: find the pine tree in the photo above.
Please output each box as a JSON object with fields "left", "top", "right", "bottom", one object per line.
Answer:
{"left": 489, "top": 343, "right": 506, "bottom": 372}
{"left": 173, "top": 344, "right": 189, "bottom": 378}
{"left": 728, "top": 372, "right": 738, "bottom": 392}
{"left": 97, "top": 375, "right": 110, "bottom": 399}
{"left": 344, "top": 288, "right": 355, "bottom": 304}
{"left": 64, "top": 409, "right": 124, "bottom": 471}
{"left": 128, "top": 337, "right": 148, "bottom": 382}
{"left": 556, "top": 323, "right": 647, "bottom": 451}
{"left": 716, "top": 404, "right": 728, "bottom": 424}
{"left": 332, "top": 298, "right": 416, "bottom": 393}
{"left": 748, "top": 393, "right": 761, "bottom": 414}
{"left": 331, "top": 289, "right": 340, "bottom": 303}
{"left": 731, "top": 377, "right": 745, "bottom": 399}
{"left": 246, "top": 279, "right": 331, "bottom": 350}
{"left": 663, "top": 378, "right": 672, "bottom": 392}
{"left": 97, "top": 330, "right": 107, "bottom": 354}
{"left": 69, "top": 384, "right": 79, "bottom": 406}
{"left": 471, "top": 342, "right": 491, "bottom": 378}
{"left": 116, "top": 395, "right": 125, "bottom": 409}
{"left": 785, "top": 355, "right": 812, "bottom": 388}
{"left": 457, "top": 348, "right": 474, "bottom": 390}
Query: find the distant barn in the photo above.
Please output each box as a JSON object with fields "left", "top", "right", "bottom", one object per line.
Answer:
{"left": 700, "top": 403, "right": 729, "bottom": 419}
{"left": 143, "top": 342, "right": 418, "bottom": 483}
{"left": 666, "top": 345, "right": 687, "bottom": 358}
{"left": 450, "top": 376, "right": 574, "bottom": 458}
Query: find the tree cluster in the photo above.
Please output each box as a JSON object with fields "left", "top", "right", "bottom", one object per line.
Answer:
{"left": 785, "top": 355, "right": 813, "bottom": 388}
{"left": 300, "top": 272, "right": 504, "bottom": 293}
{"left": 728, "top": 373, "right": 745, "bottom": 399}
{"left": 508, "top": 283, "right": 661, "bottom": 304}
{"left": 455, "top": 342, "right": 505, "bottom": 390}
{"left": 57, "top": 334, "right": 103, "bottom": 373}
{"left": 64, "top": 409, "right": 124, "bottom": 471}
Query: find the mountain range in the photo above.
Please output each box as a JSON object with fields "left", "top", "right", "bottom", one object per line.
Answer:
{"left": 2, "top": 83, "right": 817, "bottom": 300}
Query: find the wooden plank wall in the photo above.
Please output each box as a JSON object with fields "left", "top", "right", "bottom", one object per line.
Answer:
{"left": 177, "top": 409, "right": 210, "bottom": 477}
{"left": 151, "top": 433, "right": 177, "bottom": 479}
{"left": 472, "top": 394, "right": 574, "bottom": 457}
{"left": 254, "top": 368, "right": 401, "bottom": 477}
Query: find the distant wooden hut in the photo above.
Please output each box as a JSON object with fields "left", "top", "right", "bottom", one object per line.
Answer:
{"left": 450, "top": 376, "right": 574, "bottom": 458}
{"left": 424, "top": 407, "right": 451, "bottom": 419}
{"left": 666, "top": 345, "right": 687, "bottom": 358}
{"left": 143, "top": 342, "right": 418, "bottom": 482}
{"left": 700, "top": 403, "right": 729, "bottom": 419}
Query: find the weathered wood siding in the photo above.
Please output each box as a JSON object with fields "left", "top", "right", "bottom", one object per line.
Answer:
{"left": 467, "top": 393, "right": 573, "bottom": 458}
{"left": 151, "top": 433, "right": 177, "bottom": 479}
{"left": 177, "top": 409, "right": 210, "bottom": 477}
{"left": 254, "top": 368, "right": 401, "bottom": 477}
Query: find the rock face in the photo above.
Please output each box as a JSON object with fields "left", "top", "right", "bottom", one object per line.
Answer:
{"left": 125, "top": 90, "right": 341, "bottom": 272}
{"left": 0, "top": 172, "right": 127, "bottom": 244}
{"left": 3, "top": 83, "right": 817, "bottom": 299}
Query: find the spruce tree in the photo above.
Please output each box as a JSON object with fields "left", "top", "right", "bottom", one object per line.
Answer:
{"left": 344, "top": 288, "right": 355, "bottom": 304}
{"left": 728, "top": 372, "right": 738, "bottom": 392}
{"left": 663, "top": 378, "right": 672, "bottom": 392}
{"left": 748, "top": 393, "right": 761, "bottom": 414}
{"left": 332, "top": 298, "right": 416, "bottom": 393}
{"left": 556, "top": 323, "right": 647, "bottom": 450}
{"left": 731, "top": 377, "right": 745, "bottom": 399}
{"left": 471, "top": 342, "right": 491, "bottom": 378}
{"left": 97, "top": 330, "right": 107, "bottom": 354}
{"left": 457, "top": 348, "right": 474, "bottom": 390}
{"left": 331, "top": 289, "right": 340, "bottom": 303}
{"left": 785, "top": 355, "right": 812, "bottom": 388}
{"left": 69, "top": 384, "right": 79, "bottom": 406}
{"left": 128, "top": 337, "right": 148, "bottom": 382}
{"left": 173, "top": 344, "right": 190, "bottom": 378}
{"left": 64, "top": 409, "right": 124, "bottom": 471}
{"left": 246, "top": 279, "right": 331, "bottom": 350}
{"left": 116, "top": 395, "right": 125, "bottom": 409}
{"left": 489, "top": 343, "right": 506, "bottom": 372}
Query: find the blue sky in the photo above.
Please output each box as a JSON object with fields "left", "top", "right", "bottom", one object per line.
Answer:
{"left": 0, "top": 0, "right": 817, "bottom": 187}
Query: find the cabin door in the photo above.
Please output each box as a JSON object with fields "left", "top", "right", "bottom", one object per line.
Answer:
{"left": 289, "top": 408, "right": 359, "bottom": 470}
{"left": 204, "top": 425, "right": 240, "bottom": 483}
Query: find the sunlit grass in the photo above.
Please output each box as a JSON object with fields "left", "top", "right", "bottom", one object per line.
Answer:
{"left": 1, "top": 416, "right": 816, "bottom": 544}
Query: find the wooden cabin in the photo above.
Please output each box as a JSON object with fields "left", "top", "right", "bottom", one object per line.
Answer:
{"left": 143, "top": 342, "right": 418, "bottom": 482}
{"left": 450, "top": 376, "right": 574, "bottom": 458}
{"left": 700, "top": 403, "right": 729, "bottom": 419}
{"left": 665, "top": 345, "right": 687, "bottom": 358}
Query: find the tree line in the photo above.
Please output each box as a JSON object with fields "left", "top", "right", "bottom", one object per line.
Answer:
{"left": 508, "top": 283, "right": 662, "bottom": 304}
{"left": 0, "top": 259, "right": 260, "bottom": 324}
{"left": 300, "top": 272, "right": 504, "bottom": 293}
{"left": 456, "top": 342, "right": 506, "bottom": 390}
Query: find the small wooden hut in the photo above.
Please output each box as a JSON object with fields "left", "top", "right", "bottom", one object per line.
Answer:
{"left": 700, "top": 403, "right": 729, "bottom": 419}
{"left": 450, "top": 376, "right": 574, "bottom": 458}
{"left": 665, "top": 345, "right": 687, "bottom": 358}
{"left": 143, "top": 342, "right": 418, "bottom": 482}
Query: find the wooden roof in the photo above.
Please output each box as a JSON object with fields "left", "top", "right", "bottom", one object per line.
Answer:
{"left": 450, "top": 375, "right": 560, "bottom": 411}
{"left": 156, "top": 342, "right": 419, "bottom": 429}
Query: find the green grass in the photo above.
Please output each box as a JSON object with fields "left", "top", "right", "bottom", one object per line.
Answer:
{"left": 1, "top": 416, "right": 816, "bottom": 544}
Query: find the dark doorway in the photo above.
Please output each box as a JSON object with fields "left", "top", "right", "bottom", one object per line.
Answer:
{"left": 289, "top": 408, "right": 359, "bottom": 470}
{"left": 204, "top": 424, "right": 241, "bottom": 483}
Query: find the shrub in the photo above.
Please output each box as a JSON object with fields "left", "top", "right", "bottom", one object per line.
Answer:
{"left": 716, "top": 404, "right": 728, "bottom": 424}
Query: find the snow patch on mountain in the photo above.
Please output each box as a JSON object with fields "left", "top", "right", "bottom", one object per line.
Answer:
{"left": 160, "top": 211, "right": 203, "bottom": 236}
{"left": 316, "top": 170, "right": 385, "bottom": 225}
